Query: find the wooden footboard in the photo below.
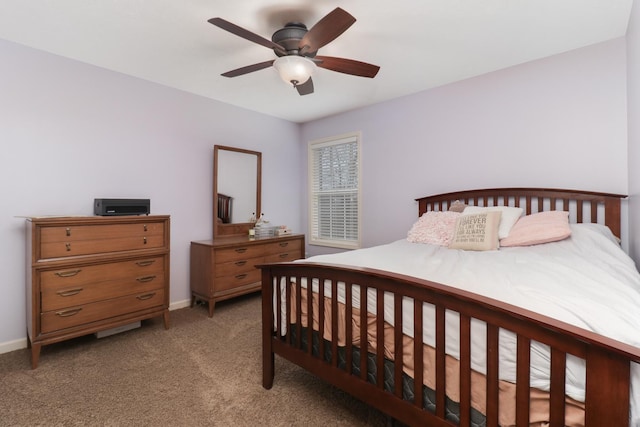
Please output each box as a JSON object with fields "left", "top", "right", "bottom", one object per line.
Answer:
{"left": 260, "top": 262, "right": 640, "bottom": 427}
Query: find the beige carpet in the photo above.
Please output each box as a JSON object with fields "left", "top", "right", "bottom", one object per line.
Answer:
{"left": 0, "top": 294, "right": 389, "bottom": 426}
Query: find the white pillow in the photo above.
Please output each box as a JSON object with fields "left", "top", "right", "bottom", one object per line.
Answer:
{"left": 462, "top": 206, "right": 523, "bottom": 239}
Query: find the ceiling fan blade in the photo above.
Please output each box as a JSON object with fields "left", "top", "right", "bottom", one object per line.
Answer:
{"left": 221, "top": 60, "right": 275, "bottom": 78}
{"left": 296, "top": 78, "right": 314, "bottom": 96}
{"left": 315, "top": 56, "right": 380, "bottom": 78}
{"left": 208, "top": 17, "right": 286, "bottom": 55}
{"left": 299, "top": 8, "right": 356, "bottom": 55}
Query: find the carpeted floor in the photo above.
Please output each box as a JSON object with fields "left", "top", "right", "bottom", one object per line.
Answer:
{"left": 0, "top": 294, "right": 389, "bottom": 426}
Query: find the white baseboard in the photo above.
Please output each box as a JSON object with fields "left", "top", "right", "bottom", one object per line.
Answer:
{"left": 0, "top": 338, "right": 28, "bottom": 355}
{"left": 170, "top": 299, "right": 191, "bottom": 310}
{"left": 0, "top": 299, "right": 193, "bottom": 355}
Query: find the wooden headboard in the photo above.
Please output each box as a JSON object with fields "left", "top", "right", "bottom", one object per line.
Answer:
{"left": 416, "top": 188, "right": 626, "bottom": 238}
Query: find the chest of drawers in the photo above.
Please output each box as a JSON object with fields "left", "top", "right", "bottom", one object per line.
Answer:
{"left": 26, "top": 215, "right": 170, "bottom": 368}
{"left": 190, "top": 234, "right": 304, "bottom": 316}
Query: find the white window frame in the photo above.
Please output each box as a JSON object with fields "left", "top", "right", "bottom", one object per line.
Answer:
{"left": 308, "top": 132, "right": 362, "bottom": 249}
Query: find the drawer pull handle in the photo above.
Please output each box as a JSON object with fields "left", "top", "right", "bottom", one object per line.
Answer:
{"left": 143, "top": 237, "right": 147, "bottom": 245}
{"left": 66, "top": 227, "right": 71, "bottom": 237}
{"left": 56, "top": 308, "right": 82, "bottom": 317}
{"left": 137, "top": 292, "right": 156, "bottom": 301}
{"left": 136, "top": 275, "right": 156, "bottom": 283}
{"left": 55, "top": 269, "right": 82, "bottom": 278}
{"left": 279, "top": 242, "right": 289, "bottom": 247}
{"left": 235, "top": 261, "right": 247, "bottom": 267}
{"left": 279, "top": 253, "right": 289, "bottom": 259}
{"left": 144, "top": 224, "right": 148, "bottom": 232}
{"left": 235, "top": 248, "right": 247, "bottom": 253}
{"left": 235, "top": 273, "right": 247, "bottom": 280}
{"left": 135, "top": 260, "right": 156, "bottom": 267}
{"left": 65, "top": 243, "right": 71, "bottom": 251}
{"left": 57, "top": 288, "right": 83, "bottom": 297}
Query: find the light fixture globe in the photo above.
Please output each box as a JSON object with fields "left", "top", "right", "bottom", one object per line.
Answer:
{"left": 273, "top": 56, "right": 316, "bottom": 87}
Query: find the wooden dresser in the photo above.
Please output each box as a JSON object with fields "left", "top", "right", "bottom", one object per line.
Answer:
{"left": 26, "top": 215, "right": 170, "bottom": 368}
{"left": 190, "top": 234, "right": 304, "bottom": 317}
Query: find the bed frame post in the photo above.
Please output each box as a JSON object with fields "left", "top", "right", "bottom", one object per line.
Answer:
{"left": 262, "top": 267, "right": 275, "bottom": 389}
{"left": 584, "top": 347, "right": 630, "bottom": 427}
{"left": 604, "top": 197, "right": 622, "bottom": 239}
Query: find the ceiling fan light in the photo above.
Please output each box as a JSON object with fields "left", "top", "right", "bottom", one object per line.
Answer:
{"left": 273, "top": 56, "right": 316, "bottom": 87}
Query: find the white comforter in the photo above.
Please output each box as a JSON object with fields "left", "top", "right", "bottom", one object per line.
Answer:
{"left": 298, "top": 223, "right": 640, "bottom": 424}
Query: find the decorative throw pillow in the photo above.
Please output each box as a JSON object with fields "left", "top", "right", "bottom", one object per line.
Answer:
{"left": 448, "top": 200, "right": 467, "bottom": 213}
{"left": 500, "top": 210, "right": 571, "bottom": 247}
{"left": 407, "top": 211, "right": 461, "bottom": 246}
{"left": 462, "top": 206, "right": 523, "bottom": 239}
{"left": 448, "top": 211, "right": 502, "bottom": 251}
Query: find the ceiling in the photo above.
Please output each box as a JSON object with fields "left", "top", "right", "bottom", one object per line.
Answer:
{"left": 0, "top": 1, "right": 633, "bottom": 123}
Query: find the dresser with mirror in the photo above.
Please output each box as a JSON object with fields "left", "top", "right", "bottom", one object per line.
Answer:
{"left": 190, "top": 145, "right": 305, "bottom": 317}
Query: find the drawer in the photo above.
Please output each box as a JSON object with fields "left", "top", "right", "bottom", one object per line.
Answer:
{"left": 263, "top": 238, "right": 302, "bottom": 256}
{"left": 264, "top": 252, "right": 300, "bottom": 263}
{"left": 40, "top": 289, "right": 165, "bottom": 334}
{"left": 215, "top": 245, "right": 264, "bottom": 263}
{"left": 39, "top": 222, "right": 166, "bottom": 259}
{"left": 215, "top": 268, "right": 261, "bottom": 292}
{"left": 215, "top": 256, "right": 262, "bottom": 278}
{"left": 40, "top": 257, "right": 165, "bottom": 311}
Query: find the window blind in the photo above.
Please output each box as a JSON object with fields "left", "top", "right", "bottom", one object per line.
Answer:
{"left": 309, "top": 134, "right": 361, "bottom": 249}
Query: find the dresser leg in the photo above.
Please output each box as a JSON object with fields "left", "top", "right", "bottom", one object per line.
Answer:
{"left": 30, "top": 343, "right": 41, "bottom": 369}
{"left": 190, "top": 294, "right": 197, "bottom": 308}
{"left": 163, "top": 310, "right": 170, "bottom": 329}
{"left": 208, "top": 301, "right": 215, "bottom": 317}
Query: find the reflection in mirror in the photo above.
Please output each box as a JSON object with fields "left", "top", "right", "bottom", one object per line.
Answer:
{"left": 213, "top": 145, "right": 261, "bottom": 238}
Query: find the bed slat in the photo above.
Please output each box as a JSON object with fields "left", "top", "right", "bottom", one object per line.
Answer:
{"left": 295, "top": 275, "right": 302, "bottom": 349}
{"left": 549, "top": 348, "right": 567, "bottom": 427}
{"left": 331, "top": 279, "right": 339, "bottom": 367}
{"left": 413, "top": 299, "right": 424, "bottom": 408}
{"left": 318, "top": 276, "right": 325, "bottom": 360}
{"left": 376, "top": 289, "right": 385, "bottom": 389}
{"left": 359, "top": 285, "right": 367, "bottom": 382}
{"left": 516, "top": 336, "right": 531, "bottom": 426}
{"left": 577, "top": 201, "right": 584, "bottom": 224}
{"left": 345, "top": 283, "right": 353, "bottom": 374}
{"left": 459, "top": 314, "right": 472, "bottom": 426}
{"left": 486, "top": 324, "right": 500, "bottom": 427}
{"left": 435, "top": 305, "right": 446, "bottom": 418}
{"left": 394, "top": 294, "right": 404, "bottom": 397}
{"left": 306, "top": 275, "right": 313, "bottom": 356}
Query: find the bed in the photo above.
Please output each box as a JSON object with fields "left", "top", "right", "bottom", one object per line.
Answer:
{"left": 259, "top": 188, "right": 640, "bottom": 426}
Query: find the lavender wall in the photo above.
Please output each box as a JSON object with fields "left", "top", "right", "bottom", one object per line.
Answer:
{"left": 629, "top": 0, "right": 640, "bottom": 262}
{"left": 301, "top": 38, "right": 629, "bottom": 256}
{"left": 0, "top": 39, "right": 303, "bottom": 352}
{"left": 0, "top": 27, "right": 633, "bottom": 353}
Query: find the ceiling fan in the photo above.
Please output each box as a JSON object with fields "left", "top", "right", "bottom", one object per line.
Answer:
{"left": 208, "top": 7, "right": 380, "bottom": 96}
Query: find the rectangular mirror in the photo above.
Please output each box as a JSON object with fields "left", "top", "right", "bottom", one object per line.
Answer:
{"left": 213, "top": 145, "right": 261, "bottom": 238}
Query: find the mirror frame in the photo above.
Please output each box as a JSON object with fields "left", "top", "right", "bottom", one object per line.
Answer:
{"left": 213, "top": 145, "right": 262, "bottom": 238}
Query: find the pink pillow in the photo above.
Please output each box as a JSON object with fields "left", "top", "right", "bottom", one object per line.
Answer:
{"left": 407, "top": 211, "right": 461, "bottom": 246}
{"left": 500, "top": 211, "right": 571, "bottom": 247}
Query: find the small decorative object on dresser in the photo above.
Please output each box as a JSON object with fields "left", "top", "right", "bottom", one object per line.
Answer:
{"left": 26, "top": 215, "right": 170, "bottom": 368}
{"left": 190, "top": 233, "right": 304, "bottom": 317}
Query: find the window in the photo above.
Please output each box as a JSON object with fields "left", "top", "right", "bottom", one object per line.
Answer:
{"left": 308, "top": 132, "right": 361, "bottom": 249}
